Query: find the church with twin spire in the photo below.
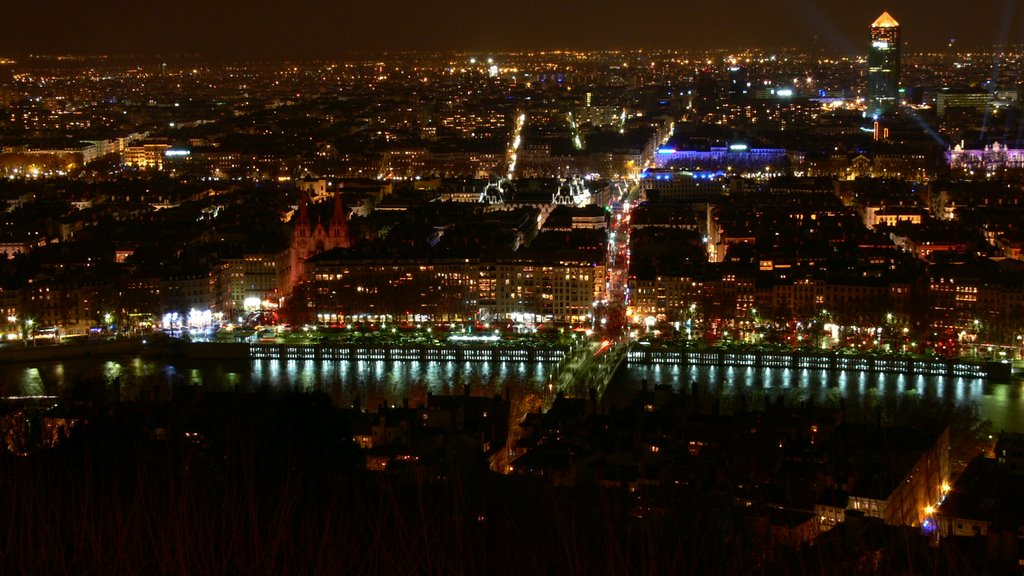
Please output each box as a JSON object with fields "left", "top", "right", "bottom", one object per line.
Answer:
{"left": 288, "top": 191, "right": 351, "bottom": 293}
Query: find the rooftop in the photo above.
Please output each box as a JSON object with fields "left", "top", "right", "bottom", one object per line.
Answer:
{"left": 872, "top": 11, "right": 899, "bottom": 28}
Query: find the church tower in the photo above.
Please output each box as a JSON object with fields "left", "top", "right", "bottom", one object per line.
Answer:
{"left": 328, "top": 191, "right": 351, "bottom": 249}
{"left": 288, "top": 190, "right": 351, "bottom": 293}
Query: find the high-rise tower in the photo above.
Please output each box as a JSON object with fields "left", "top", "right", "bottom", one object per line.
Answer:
{"left": 868, "top": 11, "right": 901, "bottom": 117}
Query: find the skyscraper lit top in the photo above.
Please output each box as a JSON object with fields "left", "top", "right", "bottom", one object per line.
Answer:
{"left": 868, "top": 11, "right": 901, "bottom": 117}
{"left": 872, "top": 11, "right": 899, "bottom": 28}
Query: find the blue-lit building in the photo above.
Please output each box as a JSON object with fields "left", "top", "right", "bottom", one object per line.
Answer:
{"left": 653, "top": 146, "right": 789, "bottom": 176}
{"left": 868, "top": 11, "right": 901, "bottom": 117}
{"left": 640, "top": 169, "right": 726, "bottom": 203}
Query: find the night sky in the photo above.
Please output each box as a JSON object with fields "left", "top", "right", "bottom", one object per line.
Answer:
{"left": 1, "top": 1, "right": 1022, "bottom": 58}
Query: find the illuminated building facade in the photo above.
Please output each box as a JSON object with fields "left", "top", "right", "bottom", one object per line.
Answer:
{"left": 22, "top": 280, "right": 105, "bottom": 337}
{"left": 653, "top": 146, "right": 788, "bottom": 175}
{"left": 628, "top": 275, "right": 703, "bottom": 323}
{"left": 164, "top": 273, "right": 217, "bottom": 316}
{"left": 307, "top": 259, "right": 481, "bottom": 323}
{"left": 640, "top": 170, "right": 727, "bottom": 203}
{"left": 936, "top": 89, "right": 992, "bottom": 118}
{"left": 218, "top": 253, "right": 287, "bottom": 315}
{"left": 927, "top": 263, "right": 1024, "bottom": 346}
{"left": 946, "top": 142, "right": 1024, "bottom": 174}
{"left": 628, "top": 273, "right": 914, "bottom": 330}
{"left": 493, "top": 260, "right": 602, "bottom": 324}
{"left": 868, "top": 11, "right": 901, "bottom": 116}
{"left": 302, "top": 254, "right": 604, "bottom": 326}
{"left": 123, "top": 141, "right": 170, "bottom": 170}
{"left": 288, "top": 192, "right": 351, "bottom": 294}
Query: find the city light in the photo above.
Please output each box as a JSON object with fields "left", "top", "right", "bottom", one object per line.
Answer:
{"left": 0, "top": 18, "right": 1019, "bottom": 572}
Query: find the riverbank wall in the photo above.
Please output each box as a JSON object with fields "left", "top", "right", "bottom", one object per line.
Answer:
{"left": 626, "top": 347, "right": 1010, "bottom": 380}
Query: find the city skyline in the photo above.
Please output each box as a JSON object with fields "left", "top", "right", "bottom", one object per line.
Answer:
{"left": 3, "top": 2, "right": 1024, "bottom": 571}
{"left": 2, "top": 2, "right": 1023, "bottom": 59}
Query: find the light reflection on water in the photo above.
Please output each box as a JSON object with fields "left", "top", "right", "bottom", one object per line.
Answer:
{"left": 247, "top": 359, "right": 551, "bottom": 407}
{"left": 0, "top": 358, "right": 1020, "bottom": 432}
{"left": 617, "top": 365, "right": 1024, "bottom": 433}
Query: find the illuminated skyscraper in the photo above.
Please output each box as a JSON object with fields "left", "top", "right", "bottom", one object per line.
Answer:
{"left": 868, "top": 11, "right": 901, "bottom": 116}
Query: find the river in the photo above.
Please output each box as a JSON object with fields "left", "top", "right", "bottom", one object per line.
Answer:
{"left": 0, "top": 357, "right": 1021, "bottom": 432}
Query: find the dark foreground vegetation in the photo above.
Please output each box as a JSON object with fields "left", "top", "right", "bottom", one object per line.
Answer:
{"left": 0, "top": 388, "right": 1000, "bottom": 575}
